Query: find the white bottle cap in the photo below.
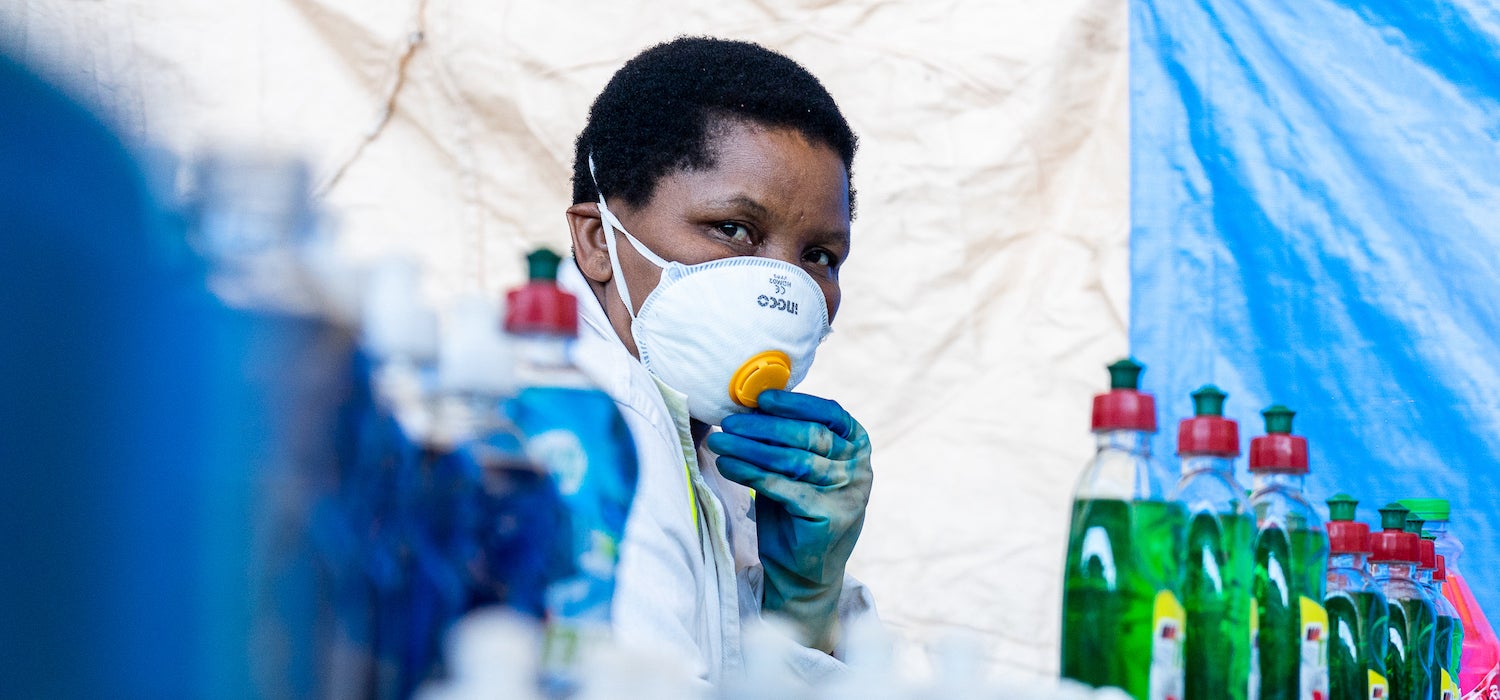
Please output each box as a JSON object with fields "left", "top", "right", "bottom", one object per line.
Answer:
{"left": 362, "top": 257, "right": 438, "bottom": 361}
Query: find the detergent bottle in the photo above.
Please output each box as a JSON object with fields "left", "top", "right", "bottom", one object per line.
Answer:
{"left": 1415, "top": 535, "right": 1460, "bottom": 700}
{"left": 1430, "top": 557, "right": 1463, "bottom": 700}
{"left": 1397, "top": 500, "right": 1498, "bottom": 698}
{"left": 503, "top": 248, "right": 639, "bottom": 696}
{"left": 1061, "top": 359, "right": 1186, "bottom": 700}
{"left": 1247, "top": 405, "right": 1330, "bottom": 700}
{"left": 1370, "top": 504, "right": 1437, "bottom": 700}
{"left": 1170, "top": 385, "right": 1254, "bottom": 700}
{"left": 1324, "top": 494, "right": 1390, "bottom": 700}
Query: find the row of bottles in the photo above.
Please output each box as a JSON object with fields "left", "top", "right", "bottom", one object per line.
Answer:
{"left": 1060, "top": 359, "right": 1500, "bottom": 700}
{"left": 184, "top": 153, "right": 641, "bottom": 697}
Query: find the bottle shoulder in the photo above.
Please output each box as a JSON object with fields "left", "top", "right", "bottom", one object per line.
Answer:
{"left": 1327, "top": 567, "right": 1379, "bottom": 596}
{"left": 1076, "top": 447, "right": 1166, "bottom": 500}
{"left": 1249, "top": 486, "right": 1323, "bottom": 528}
{"left": 1172, "top": 469, "right": 1248, "bottom": 515}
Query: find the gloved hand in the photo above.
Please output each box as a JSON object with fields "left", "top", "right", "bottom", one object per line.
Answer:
{"left": 704, "top": 390, "right": 873, "bottom": 654}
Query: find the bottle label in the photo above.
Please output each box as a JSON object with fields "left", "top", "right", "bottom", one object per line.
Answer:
{"left": 1368, "top": 670, "right": 1387, "bottom": 700}
{"left": 1248, "top": 599, "right": 1262, "bottom": 700}
{"left": 1298, "top": 596, "right": 1330, "bottom": 700}
{"left": 1439, "top": 670, "right": 1456, "bottom": 700}
{"left": 1150, "top": 590, "right": 1186, "bottom": 700}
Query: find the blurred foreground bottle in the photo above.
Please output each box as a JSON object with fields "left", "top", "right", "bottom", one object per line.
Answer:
{"left": 1060, "top": 359, "right": 1186, "bottom": 700}
{"left": 1171, "top": 385, "right": 1255, "bottom": 700}
{"left": 1324, "top": 495, "right": 1390, "bottom": 700}
{"left": 1247, "top": 405, "right": 1329, "bottom": 700}
{"left": 503, "top": 249, "right": 640, "bottom": 696}
{"left": 1415, "top": 535, "right": 1460, "bottom": 700}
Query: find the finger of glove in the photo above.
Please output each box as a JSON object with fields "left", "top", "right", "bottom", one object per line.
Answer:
{"left": 718, "top": 411, "right": 857, "bottom": 461}
{"left": 705, "top": 431, "right": 847, "bottom": 487}
{"left": 755, "top": 390, "right": 861, "bottom": 441}
{"left": 713, "top": 456, "right": 825, "bottom": 519}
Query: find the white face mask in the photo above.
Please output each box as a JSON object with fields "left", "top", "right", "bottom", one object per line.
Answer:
{"left": 590, "top": 157, "right": 832, "bottom": 425}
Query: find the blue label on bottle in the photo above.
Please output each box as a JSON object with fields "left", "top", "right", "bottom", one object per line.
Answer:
{"left": 508, "top": 386, "right": 638, "bottom": 623}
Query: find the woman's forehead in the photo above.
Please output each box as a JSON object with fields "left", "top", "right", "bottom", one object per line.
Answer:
{"left": 658, "top": 122, "right": 850, "bottom": 227}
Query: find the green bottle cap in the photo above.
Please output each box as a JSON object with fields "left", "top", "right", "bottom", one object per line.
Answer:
{"left": 1379, "top": 503, "right": 1410, "bottom": 531}
{"left": 1262, "top": 405, "right": 1295, "bottom": 434}
{"left": 1397, "top": 498, "right": 1451, "bottom": 522}
{"left": 1326, "top": 494, "right": 1359, "bottom": 522}
{"left": 1404, "top": 514, "right": 1426, "bottom": 535}
{"left": 1191, "top": 385, "right": 1228, "bottom": 417}
{"left": 1107, "top": 358, "right": 1144, "bottom": 390}
{"left": 526, "top": 248, "right": 562, "bottom": 281}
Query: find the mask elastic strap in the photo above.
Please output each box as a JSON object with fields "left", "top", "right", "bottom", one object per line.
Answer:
{"left": 588, "top": 154, "right": 669, "bottom": 321}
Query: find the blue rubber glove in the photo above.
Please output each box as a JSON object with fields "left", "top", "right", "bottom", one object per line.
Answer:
{"left": 704, "top": 390, "right": 874, "bottom": 654}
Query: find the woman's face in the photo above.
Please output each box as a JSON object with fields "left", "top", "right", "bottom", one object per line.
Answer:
{"left": 569, "top": 119, "right": 851, "bottom": 358}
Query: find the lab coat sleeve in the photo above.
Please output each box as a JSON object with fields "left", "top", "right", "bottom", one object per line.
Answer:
{"left": 608, "top": 401, "right": 715, "bottom": 683}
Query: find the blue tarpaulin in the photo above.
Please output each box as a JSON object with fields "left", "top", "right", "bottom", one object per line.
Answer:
{"left": 1132, "top": 0, "right": 1500, "bottom": 621}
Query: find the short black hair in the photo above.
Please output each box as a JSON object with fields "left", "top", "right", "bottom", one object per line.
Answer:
{"left": 572, "top": 37, "right": 857, "bottom": 213}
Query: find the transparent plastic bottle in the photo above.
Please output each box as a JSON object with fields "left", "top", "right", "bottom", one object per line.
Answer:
{"left": 1170, "top": 385, "right": 1254, "bottom": 700}
{"left": 1429, "top": 557, "right": 1463, "bottom": 700}
{"left": 1247, "top": 405, "right": 1330, "bottom": 700}
{"left": 1370, "top": 505, "right": 1437, "bottom": 700}
{"left": 1324, "top": 495, "right": 1390, "bottom": 700}
{"left": 1060, "top": 359, "right": 1186, "bottom": 700}
{"left": 502, "top": 248, "right": 639, "bottom": 696}
{"left": 1414, "top": 535, "right": 1460, "bottom": 700}
{"left": 1398, "top": 499, "right": 1498, "bottom": 697}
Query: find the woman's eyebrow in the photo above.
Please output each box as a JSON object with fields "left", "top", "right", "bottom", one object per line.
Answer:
{"left": 703, "top": 195, "right": 769, "bottom": 219}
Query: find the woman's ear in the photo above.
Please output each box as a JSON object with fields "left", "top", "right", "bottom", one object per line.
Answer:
{"left": 566, "top": 202, "right": 612, "bottom": 284}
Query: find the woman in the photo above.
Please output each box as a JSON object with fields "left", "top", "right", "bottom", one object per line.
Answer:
{"left": 558, "top": 37, "right": 877, "bottom": 684}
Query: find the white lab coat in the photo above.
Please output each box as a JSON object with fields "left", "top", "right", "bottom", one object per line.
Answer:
{"left": 558, "top": 260, "right": 876, "bottom": 686}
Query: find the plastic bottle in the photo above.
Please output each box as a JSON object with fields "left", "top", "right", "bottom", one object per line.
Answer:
{"left": 1060, "top": 359, "right": 1186, "bottom": 700}
{"left": 1413, "top": 532, "right": 1459, "bottom": 700}
{"left": 503, "top": 248, "right": 640, "bottom": 696}
{"left": 1324, "top": 494, "right": 1390, "bottom": 700}
{"left": 1397, "top": 500, "right": 1498, "bottom": 697}
{"left": 1430, "top": 557, "right": 1462, "bottom": 700}
{"left": 1370, "top": 504, "right": 1437, "bottom": 700}
{"left": 1247, "top": 405, "right": 1330, "bottom": 700}
{"left": 1170, "top": 385, "right": 1255, "bottom": 700}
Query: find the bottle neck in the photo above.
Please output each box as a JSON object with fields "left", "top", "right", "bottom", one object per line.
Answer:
{"left": 1417, "top": 569, "right": 1434, "bottom": 586}
{"left": 1179, "top": 454, "right": 1236, "bottom": 476}
{"left": 1330, "top": 552, "right": 1369, "bottom": 571}
{"left": 515, "top": 334, "right": 572, "bottom": 367}
{"left": 1370, "top": 561, "right": 1417, "bottom": 580}
{"left": 1251, "top": 471, "right": 1306, "bottom": 492}
{"left": 1095, "top": 429, "right": 1152, "bottom": 455}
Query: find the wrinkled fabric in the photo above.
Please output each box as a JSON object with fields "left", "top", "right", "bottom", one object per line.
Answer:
{"left": 1132, "top": 0, "right": 1500, "bottom": 617}
{"left": 7, "top": 0, "right": 1131, "bottom": 674}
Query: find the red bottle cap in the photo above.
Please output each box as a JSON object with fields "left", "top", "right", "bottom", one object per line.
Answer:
{"left": 1325, "top": 494, "right": 1371, "bottom": 554}
{"left": 1177, "top": 385, "right": 1239, "bottom": 456}
{"left": 1091, "top": 359, "right": 1157, "bottom": 433}
{"left": 505, "top": 248, "right": 579, "bottom": 337}
{"left": 1369, "top": 504, "right": 1420, "bottom": 564}
{"left": 1248, "top": 405, "right": 1308, "bottom": 473}
{"left": 1419, "top": 538, "right": 1437, "bottom": 570}
{"left": 1435, "top": 555, "right": 1449, "bottom": 582}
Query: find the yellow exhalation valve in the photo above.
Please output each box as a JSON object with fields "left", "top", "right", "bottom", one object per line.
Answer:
{"left": 728, "top": 350, "right": 792, "bottom": 409}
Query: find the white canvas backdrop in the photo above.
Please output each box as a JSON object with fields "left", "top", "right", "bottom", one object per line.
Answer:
{"left": 3, "top": 0, "right": 1130, "bottom": 678}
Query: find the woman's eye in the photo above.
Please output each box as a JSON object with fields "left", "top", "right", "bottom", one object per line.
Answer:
{"left": 716, "top": 222, "right": 752, "bottom": 243}
{"left": 804, "top": 249, "right": 836, "bottom": 267}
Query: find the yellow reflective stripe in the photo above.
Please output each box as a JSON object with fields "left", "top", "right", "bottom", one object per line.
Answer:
{"left": 685, "top": 461, "right": 699, "bottom": 529}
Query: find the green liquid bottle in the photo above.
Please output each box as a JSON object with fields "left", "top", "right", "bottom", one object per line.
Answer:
{"left": 1370, "top": 504, "right": 1438, "bottom": 700}
{"left": 1430, "top": 555, "right": 1463, "bottom": 700}
{"left": 1417, "top": 535, "right": 1461, "bottom": 700}
{"left": 1324, "top": 494, "right": 1391, "bottom": 700}
{"left": 1171, "top": 385, "right": 1255, "bottom": 700}
{"left": 1061, "top": 359, "right": 1186, "bottom": 700}
{"left": 1247, "top": 405, "right": 1330, "bottom": 700}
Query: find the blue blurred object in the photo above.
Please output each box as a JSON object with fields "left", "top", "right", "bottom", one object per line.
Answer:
{"left": 0, "top": 52, "right": 227, "bottom": 696}
{"left": 1132, "top": 0, "right": 1500, "bottom": 617}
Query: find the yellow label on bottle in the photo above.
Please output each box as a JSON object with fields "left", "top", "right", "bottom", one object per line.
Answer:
{"left": 1368, "top": 670, "right": 1388, "bottom": 699}
{"left": 1150, "top": 591, "right": 1186, "bottom": 700}
{"left": 1440, "top": 669, "right": 1457, "bottom": 700}
{"left": 1248, "top": 599, "right": 1261, "bottom": 700}
{"left": 1299, "top": 596, "right": 1330, "bottom": 700}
